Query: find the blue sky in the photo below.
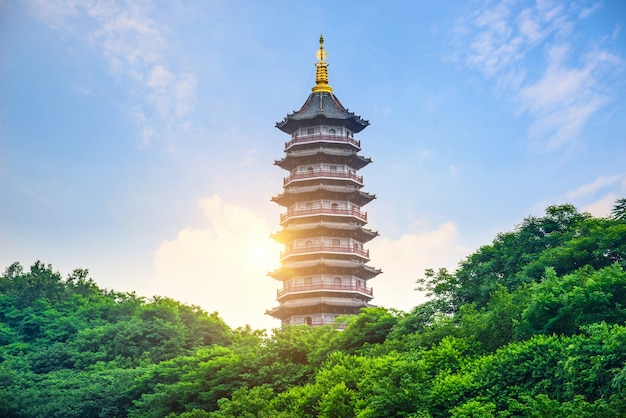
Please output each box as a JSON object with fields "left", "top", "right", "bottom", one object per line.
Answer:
{"left": 2, "top": 0, "right": 625, "bottom": 330}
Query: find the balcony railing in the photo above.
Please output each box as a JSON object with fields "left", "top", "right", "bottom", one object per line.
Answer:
{"left": 285, "top": 134, "right": 360, "bottom": 149}
{"left": 281, "top": 244, "right": 369, "bottom": 260}
{"left": 280, "top": 207, "right": 367, "bottom": 223}
{"left": 277, "top": 283, "right": 373, "bottom": 298}
{"left": 284, "top": 169, "right": 363, "bottom": 186}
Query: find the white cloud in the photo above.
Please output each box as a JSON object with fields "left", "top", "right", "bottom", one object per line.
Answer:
{"left": 147, "top": 65, "right": 174, "bottom": 88}
{"left": 27, "top": 0, "right": 197, "bottom": 149}
{"left": 151, "top": 195, "right": 281, "bottom": 330}
{"left": 368, "top": 222, "right": 470, "bottom": 313}
{"left": 520, "top": 44, "right": 612, "bottom": 150}
{"left": 579, "top": 2, "right": 602, "bottom": 19}
{"left": 452, "top": 0, "right": 621, "bottom": 151}
{"left": 573, "top": 174, "right": 626, "bottom": 218}
{"left": 582, "top": 193, "right": 619, "bottom": 218}
{"left": 532, "top": 174, "right": 626, "bottom": 218}
{"left": 565, "top": 174, "right": 623, "bottom": 201}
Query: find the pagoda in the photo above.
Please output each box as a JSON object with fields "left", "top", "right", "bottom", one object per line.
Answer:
{"left": 266, "top": 36, "right": 381, "bottom": 327}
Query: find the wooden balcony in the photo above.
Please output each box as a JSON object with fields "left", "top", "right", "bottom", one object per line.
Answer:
{"left": 277, "top": 282, "right": 373, "bottom": 298}
{"left": 284, "top": 169, "right": 363, "bottom": 186}
{"left": 280, "top": 207, "right": 367, "bottom": 223}
{"left": 285, "top": 133, "right": 360, "bottom": 149}
{"left": 280, "top": 244, "right": 369, "bottom": 260}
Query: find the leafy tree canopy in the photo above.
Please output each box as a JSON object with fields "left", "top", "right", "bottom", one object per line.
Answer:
{"left": 2, "top": 198, "right": 626, "bottom": 417}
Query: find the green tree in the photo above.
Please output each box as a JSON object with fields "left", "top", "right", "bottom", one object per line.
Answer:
{"left": 611, "top": 197, "right": 626, "bottom": 221}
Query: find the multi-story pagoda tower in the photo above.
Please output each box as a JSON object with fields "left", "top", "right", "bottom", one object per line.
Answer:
{"left": 267, "top": 36, "right": 381, "bottom": 327}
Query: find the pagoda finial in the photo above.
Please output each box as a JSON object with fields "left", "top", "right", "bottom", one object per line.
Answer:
{"left": 312, "top": 34, "right": 333, "bottom": 93}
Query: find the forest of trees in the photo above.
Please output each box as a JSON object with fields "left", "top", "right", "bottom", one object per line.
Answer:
{"left": 2, "top": 200, "right": 626, "bottom": 417}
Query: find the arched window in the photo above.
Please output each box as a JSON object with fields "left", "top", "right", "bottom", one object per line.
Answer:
{"left": 305, "top": 240, "right": 313, "bottom": 248}
{"left": 329, "top": 128, "right": 336, "bottom": 134}
{"left": 333, "top": 277, "right": 342, "bottom": 287}
{"left": 304, "top": 316, "right": 312, "bottom": 326}
{"left": 331, "top": 202, "right": 338, "bottom": 212}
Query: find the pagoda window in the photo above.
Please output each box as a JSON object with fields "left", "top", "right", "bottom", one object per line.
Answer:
{"left": 305, "top": 240, "right": 313, "bottom": 248}
{"left": 307, "top": 128, "right": 314, "bottom": 135}
{"left": 330, "top": 165, "right": 337, "bottom": 171}
{"left": 304, "top": 277, "right": 312, "bottom": 285}
{"left": 304, "top": 316, "right": 312, "bottom": 326}
{"left": 332, "top": 239, "right": 340, "bottom": 247}
{"left": 329, "top": 128, "right": 336, "bottom": 134}
{"left": 307, "top": 166, "right": 314, "bottom": 173}
{"left": 331, "top": 202, "right": 338, "bottom": 211}
{"left": 333, "top": 277, "right": 342, "bottom": 286}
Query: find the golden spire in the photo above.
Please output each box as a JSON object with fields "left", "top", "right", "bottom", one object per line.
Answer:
{"left": 312, "top": 35, "right": 333, "bottom": 93}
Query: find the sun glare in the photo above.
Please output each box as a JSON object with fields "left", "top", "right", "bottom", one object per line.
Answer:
{"left": 244, "top": 236, "right": 281, "bottom": 275}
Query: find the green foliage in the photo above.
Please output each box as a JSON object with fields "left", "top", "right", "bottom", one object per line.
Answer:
{"left": 0, "top": 262, "right": 233, "bottom": 417}
{"left": 420, "top": 202, "right": 626, "bottom": 312}
{"left": 520, "top": 264, "right": 626, "bottom": 337}
{"left": 333, "top": 307, "right": 398, "bottom": 353}
{"left": 612, "top": 197, "right": 626, "bottom": 220}
{"left": 3, "top": 200, "right": 626, "bottom": 417}
{"left": 207, "top": 386, "right": 275, "bottom": 418}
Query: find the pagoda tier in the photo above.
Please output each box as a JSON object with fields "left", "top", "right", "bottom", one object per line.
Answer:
{"left": 276, "top": 282, "right": 373, "bottom": 301}
{"left": 267, "top": 36, "right": 380, "bottom": 327}
{"left": 271, "top": 221, "right": 378, "bottom": 243}
{"left": 268, "top": 258, "right": 381, "bottom": 282}
{"left": 265, "top": 297, "right": 370, "bottom": 320}
{"left": 279, "top": 206, "right": 369, "bottom": 225}
{"left": 275, "top": 148, "right": 372, "bottom": 171}
{"left": 266, "top": 297, "right": 370, "bottom": 321}
{"left": 271, "top": 185, "right": 375, "bottom": 207}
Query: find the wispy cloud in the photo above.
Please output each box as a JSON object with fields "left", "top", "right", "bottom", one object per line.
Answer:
{"left": 565, "top": 174, "right": 623, "bottom": 200}
{"left": 27, "top": 0, "right": 197, "bottom": 149}
{"left": 531, "top": 173, "right": 626, "bottom": 217}
{"left": 451, "top": 0, "right": 623, "bottom": 151}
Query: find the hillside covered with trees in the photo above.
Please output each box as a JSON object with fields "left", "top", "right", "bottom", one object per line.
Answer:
{"left": 2, "top": 200, "right": 626, "bottom": 417}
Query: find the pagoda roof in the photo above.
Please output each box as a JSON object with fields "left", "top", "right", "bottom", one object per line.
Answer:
{"left": 272, "top": 185, "right": 375, "bottom": 207}
{"left": 268, "top": 259, "right": 381, "bottom": 281}
{"left": 275, "top": 148, "right": 372, "bottom": 171}
{"left": 276, "top": 92, "right": 369, "bottom": 134}
{"left": 271, "top": 222, "right": 378, "bottom": 243}
{"left": 266, "top": 297, "right": 372, "bottom": 319}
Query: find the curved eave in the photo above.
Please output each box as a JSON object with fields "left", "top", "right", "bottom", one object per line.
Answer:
{"left": 276, "top": 92, "right": 369, "bottom": 134}
{"left": 268, "top": 260, "right": 382, "bottom": 281}
{"left": 266, "top": 299, "right": 372, "bottom": 319}
{"left": 272, "top": 223, "right": 378, "bottom": 243}
{"left": 272, "top": 186, "right": 376, "bottom": 207}
{"left": 277, "top": 288, "right": 374, "bottom": 302}
{"left": 275, "top": 152, "right": 372, "bottom": 171}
